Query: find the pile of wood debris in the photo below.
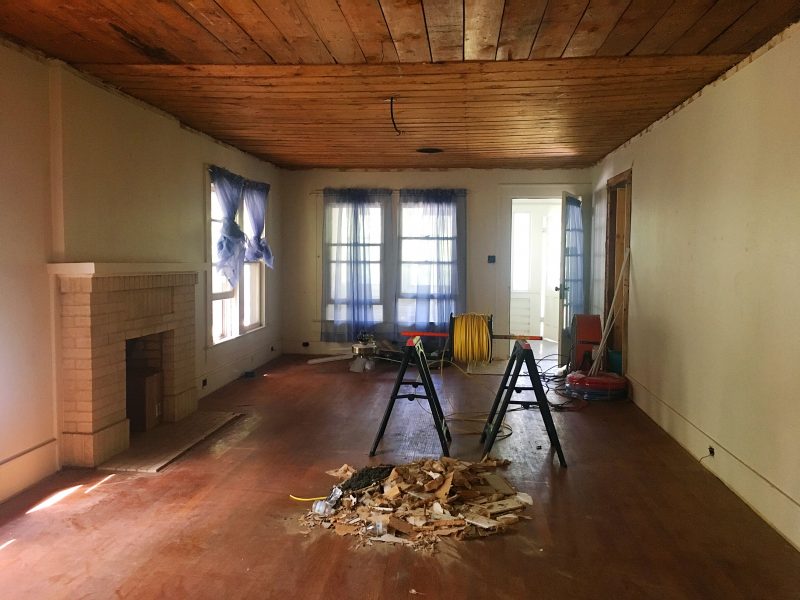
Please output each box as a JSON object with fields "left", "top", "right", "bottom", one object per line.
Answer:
{"left": 299, "top": 457, "right": 533, "bottom": 552}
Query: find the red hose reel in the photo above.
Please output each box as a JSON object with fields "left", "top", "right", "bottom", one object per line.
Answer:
{"left": 565, "top": 370, "right": 628, "bottom": 400}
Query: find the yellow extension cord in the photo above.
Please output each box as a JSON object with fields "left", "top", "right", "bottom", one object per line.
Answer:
{"left": 451, "top": 313, "right": 492, "bottom": 365}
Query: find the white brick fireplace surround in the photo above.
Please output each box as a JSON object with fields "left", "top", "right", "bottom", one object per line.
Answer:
{"left": 54, "top": 270, "right": 198, "bottom": 466}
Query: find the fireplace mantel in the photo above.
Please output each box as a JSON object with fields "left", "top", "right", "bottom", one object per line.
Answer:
{"left": 53, "top": 267, "right": 199, "bottom": 466}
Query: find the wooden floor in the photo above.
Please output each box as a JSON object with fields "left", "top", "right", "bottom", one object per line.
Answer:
{"left": 1, "top": 355, "right": 798, "bottom": 599}
{"left": 99, "top": 410, "right": 241, "bottom": 473}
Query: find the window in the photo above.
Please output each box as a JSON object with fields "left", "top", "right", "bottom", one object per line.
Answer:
{"left": 208, "top": 166, "right": 272, "bottom": 345}
{"left": 321, "top": 189, "right": 391, "bottom": 342}
{"left": 321, "top": 188, "right": 465, "bottom": 343}
{"left": 397, "top": 190, "right": 465, "bottom": 332}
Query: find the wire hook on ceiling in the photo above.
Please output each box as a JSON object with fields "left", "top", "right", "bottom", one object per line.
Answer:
{"left": 389, "top": 96, "right": 402, "bottom": 136}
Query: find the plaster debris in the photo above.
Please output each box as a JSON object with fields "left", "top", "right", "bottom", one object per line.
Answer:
{"left": 299, "top": 457, "right": 529, "bottom": 553}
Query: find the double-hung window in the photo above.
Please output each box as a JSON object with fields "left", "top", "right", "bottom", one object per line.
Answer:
{"left": 321, "top": 188, "right": 465, "bottom": 343}
{"left": 397, "top": 189, "right": 466, "bottom": 334}
{"left": 321, "top": 188, "right": 391, "bottom": 342}
{"left": 209, "top": 166, "right": 272, "bottom": 344}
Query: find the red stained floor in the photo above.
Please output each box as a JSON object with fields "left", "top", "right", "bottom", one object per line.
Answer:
{"left": 0, "top": 355, "right": 798, "bottom": 599}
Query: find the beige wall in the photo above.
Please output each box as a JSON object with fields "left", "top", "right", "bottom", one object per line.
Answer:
{"left": 0, "top": 40, "right": 283, "bottom": 501}
{"left": 281, "top": 170, "right": 592, "bottom": 356}
{"left": 53, "top": 67, "right": 283, "bottom": 396}
{"left": 592, "top": 25, "right": 800, "bottom": 549}
{"left": 0, "top": 44, "right": 58, "bottom": 501}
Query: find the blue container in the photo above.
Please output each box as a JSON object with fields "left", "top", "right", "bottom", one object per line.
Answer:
{"left": 608, "top": 350, "right": 623, "bottom": 375}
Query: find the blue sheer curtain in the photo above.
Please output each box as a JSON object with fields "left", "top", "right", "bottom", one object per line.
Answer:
{"left": 209, "top": 166, "right": 246, "bottom": 288}
{"left": 243, "top": 181, "right": 274, "bottom": 268}
{"left": 321, "top": 188, "right": 392, "bottom": 342}
{"left": 564, "top": 195, "right": 585, "bottom": 331}
{"left": 397, "top": 189, "right": 466, "bottom": 339}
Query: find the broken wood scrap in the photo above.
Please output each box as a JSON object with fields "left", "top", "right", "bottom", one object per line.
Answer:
{"left": 464, "top": 513, "right": 501, "bottom": 529}
{"left": 326, "top": 463, "right": 357, "bottom": 479}
{"left": 482, "top": 472, "right": 516, "bottom": 496}
{"left": 301, "top": 456, "right": 531, "bottom": 553}
{"left": 388, "top": 515, "right": 415, "bottom": 536}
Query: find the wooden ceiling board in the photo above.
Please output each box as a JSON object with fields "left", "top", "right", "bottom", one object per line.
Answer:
{"left": 422, "top": 0, "right": 463, "bottom": 62}
{"left": 631, "top": 0, "right": 716, "bottom": 55}
{"left": 252, "top": 0, "right": 334, "bottom": 63}
{"left": 530, "top": 0, "right": 591, "bottom": 58}
{"left": 293, "top": 0, "right": 366, "bottom": 63}
{"left": 78, "top": 56, "right": 741, "bottom": 170}
{"left": 1, "top": 2, "right": 798, "bottom": 170}
{"left": 596, "top": 0, "right": 674, "bottom": 56}
{"left": 562, "top": 0, "right": 630, "bottom": 58}
{"left": 0, "top": 0, "right": 266, "bottom": 64}
{"left": 102, "top": 0, "right": 242, "bottom": 63}
{"left": 496, "top": 0, "right": 547, "bottom": 60}
{"left": 172, "top": 0, "right": 273, "bottom": 63}
{"left": 378, "top": 0, "right": 431, "bottom": 62}
{"left": 337, "top": 0, "right": 400, "bottom": 62}
{"left": 666, "top": 0, "right": 758, "bottom": 54}
{"left": 464, "top": 0, "right": 505, "bottom": 60}
{"left": 738, "top": 4, "right": 800, "bottom": 52}
{"left": 0, "top": 1, "right": 173, "bottom": 64}
{"left": 213, "top": 0, "right": 298, "bottom": 63}
{"left": 702, "top": 0, "right": 800, "bottom": 54}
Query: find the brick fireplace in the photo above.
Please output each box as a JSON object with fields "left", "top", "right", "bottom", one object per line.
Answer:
{"left": 56, "top": 272, "right": 198, "bottom": 466}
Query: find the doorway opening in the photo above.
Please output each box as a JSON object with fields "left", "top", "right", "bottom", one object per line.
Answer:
{"left": 604, "top": 170, "right": 632, "bottom": 374}
{"left": 509, "top": 198, "right": 562, "bottom": 365}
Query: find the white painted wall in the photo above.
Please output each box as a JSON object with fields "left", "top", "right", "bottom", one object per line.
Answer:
{"left": 0, "top": 40, "right": 283, "bottom": 501}
{"left": 0, "top": 44, "right": 58, "bottom": 501}
{"left": 592, "top": 26, "right": 800, "bottom": 549}
{"left": 54, "top": 67, "right": 283, "bottom": 395}
{"left": 281, "top": 170, "right": 592, "bottom": 356}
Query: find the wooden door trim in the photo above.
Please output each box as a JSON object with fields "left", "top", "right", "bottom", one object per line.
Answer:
{"left": 607, "top": 169, "right": 632, "bottom": 189}
{"left": 604, "top": 170, "right": 632, "bottom": 373}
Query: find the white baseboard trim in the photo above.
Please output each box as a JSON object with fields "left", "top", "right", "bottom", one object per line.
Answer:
{"left": 0, "top": 439, "right": 59, "bottom": 503}
{"left": 199, "top": 347, "right": 277, "bottom": 397}
{"left": 629, "top": 376, "right": 800, "bottom": 551}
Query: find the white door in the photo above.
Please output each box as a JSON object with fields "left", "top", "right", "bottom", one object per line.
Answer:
{"left": 557, "top": 192, "right": 585, "bottom": 365}
{"left": 510, "top": 199, "right": 561, "bottom": 350}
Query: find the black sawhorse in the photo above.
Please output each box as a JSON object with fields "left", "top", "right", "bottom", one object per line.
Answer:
{"left": 370, "top": 336, "right": 451, "bottom": 457}
{"left": 481, "top": 340, "right": 567, "bottom": 467}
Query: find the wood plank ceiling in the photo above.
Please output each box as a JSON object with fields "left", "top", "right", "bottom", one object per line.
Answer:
{"left": 1, "top": 1, "right": 798, "bottom": 169}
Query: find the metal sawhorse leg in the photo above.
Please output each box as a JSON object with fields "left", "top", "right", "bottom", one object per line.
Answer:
{"left": 480, "top": 340, "right": 567, "bottom": 467}
{"left": 370, "top": 336, "right": 451, "bottom": 457}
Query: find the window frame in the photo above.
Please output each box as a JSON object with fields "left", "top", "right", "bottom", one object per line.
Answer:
{"left": 320, "top": 189, "right": 465, "bottom": 342}
{"left": 207, "top": 175, "right": 266, "bottom": 347}
{"left": 396, "top": 201, "right": 460, "bottom": 327}
{"left": 322, "top": 201, "right": 386, "bottom": 323}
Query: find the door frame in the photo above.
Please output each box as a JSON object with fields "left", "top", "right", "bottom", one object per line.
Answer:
{"left": 497, "top": 183, "right": 593, "bottom": 359}
{"left": 604, "top": 169, "right": 632, "bottom": 373}
{"left": 559, "top": 192, "right": 585, "bottom": 367}
{"left": 510, "top": 197, "right": 562, "bottom": 345}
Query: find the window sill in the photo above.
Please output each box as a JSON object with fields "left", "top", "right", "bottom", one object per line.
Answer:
{"left": 209, "top": 323, "right": 266, "bottom": 349}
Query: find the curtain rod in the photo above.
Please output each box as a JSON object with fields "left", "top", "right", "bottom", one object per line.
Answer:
{"left": 309, "top": 187, "right": 467, "bottom": 194}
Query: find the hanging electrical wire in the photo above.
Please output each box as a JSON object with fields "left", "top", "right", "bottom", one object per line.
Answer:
{"left": 389, "top": 96, "right": 402, "bottom": 135}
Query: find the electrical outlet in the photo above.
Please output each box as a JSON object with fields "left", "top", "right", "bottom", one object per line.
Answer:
{"left": 708, "top": 446, "right": 715, "bottom": 457}
{"left": 302, "top": 341, "right": 310, "bottom": 347}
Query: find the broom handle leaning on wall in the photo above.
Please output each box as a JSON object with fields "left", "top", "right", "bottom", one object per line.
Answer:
{"left": 589, "top": 248, "right": 631, "bottom": 376}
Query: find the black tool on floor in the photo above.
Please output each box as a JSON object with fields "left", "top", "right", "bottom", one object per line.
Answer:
{"left": 481, "top": 340, "right": 567, "bottom": 467}
{"left": 369, "top": 336, "right": 451, "bottom": 457}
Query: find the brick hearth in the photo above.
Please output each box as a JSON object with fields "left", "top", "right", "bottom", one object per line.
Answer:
{"left": 57, "top": 272, "right": 197, "bottom": 466}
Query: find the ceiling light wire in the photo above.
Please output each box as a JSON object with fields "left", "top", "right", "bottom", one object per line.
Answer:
{"left": 390, "top": 96, "right": 402, "bottom": 135}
